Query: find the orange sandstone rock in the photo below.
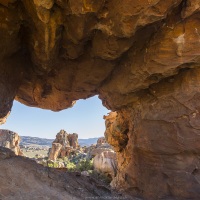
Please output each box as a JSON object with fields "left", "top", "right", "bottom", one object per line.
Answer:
{"left": 0, "top": 129, "right": 23, "bottom": 156}
{"left": 48, "top": 130, "right": 79, "bottom": 160}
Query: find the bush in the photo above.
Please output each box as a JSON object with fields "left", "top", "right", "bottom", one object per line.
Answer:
{"left": 47, "top": 161, "right": 59, "bottom": 168}
{"left": 64, "top": 158, "right": 93, "bottom": 172}
{"left": 76, "top": 159, "right": 93, "bottom": 171}
{"left": 69, "top": 153, "right": 87, "bottom": 164}
{"left": 65, "top": 161, "right": 76, "bottom": 172}
{"left": 47, "top": 162, "right": 54, "bottom": 168}
{"left": 46, "top": 157, "right": 93, "bottom": 172}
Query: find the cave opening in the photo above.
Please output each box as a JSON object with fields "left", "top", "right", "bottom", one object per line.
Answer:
{"left": 0, "top": 95, "right": 124, "bottom": 198}
{"left": 1, "top": 95, "right": 109, "bottom": 140}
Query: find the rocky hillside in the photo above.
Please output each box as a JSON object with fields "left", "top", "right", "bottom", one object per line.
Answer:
{"left": 0, "top": 147, "right": 127, "bottom": 200}
{"left": 20, "top": 136, "right": 99, "bottom": 147}
{"left": 20, "top": 136, "right": 53, "bottom": 147}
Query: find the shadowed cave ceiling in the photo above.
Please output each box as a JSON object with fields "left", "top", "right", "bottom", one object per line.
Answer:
{"left": 1, "top": 0, "right": 199, "bottom": 122}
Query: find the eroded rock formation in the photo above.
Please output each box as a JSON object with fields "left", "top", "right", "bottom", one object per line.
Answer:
{"left": 49, "top": 130, "right": 79, "bottom": 160}
{"left": 1, "top": 0, "right": 200, "bottom": 199}
{"left": 67, "top": 133, "right": 79, "bottom": 149}
{"left": 96, "top": 136, "right": 106, "bottom": 147}
{"left": 48, "top": 142, "right": 62, "bottom": 161}
{"left": 0, "top": 129, "right": 23, "bottom": 156}
{"left": 86, "top": 136, "right": 113, "bottom": 159}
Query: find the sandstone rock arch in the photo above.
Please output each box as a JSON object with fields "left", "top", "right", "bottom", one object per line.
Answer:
{"left": 1, "top": 0, "right": 200, "bottom": 199}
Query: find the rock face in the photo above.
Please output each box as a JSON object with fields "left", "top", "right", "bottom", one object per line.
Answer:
{"left": 48, "top": 143, "right": 62, "bottom": 161}
{"left": 0, "top": 129, "right": 23, "bottom": 156}
{"left": 1, "top": 1, "right": 200, "bottom": 199}
{"left": 104, "top": 112, "right": 128, "bottom": 152}
{"left": 105, "top": 88, "right": 200, "bottom": 199}
{"left": 67, "top": 133, "right": 79, "bottom": 149}
{"left": 48, "top": 130, "right": 79, "bottom": 160}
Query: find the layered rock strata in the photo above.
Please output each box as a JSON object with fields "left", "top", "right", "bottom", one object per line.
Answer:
{"left": 105, "top": 69, "right": 200, "bottom": 199}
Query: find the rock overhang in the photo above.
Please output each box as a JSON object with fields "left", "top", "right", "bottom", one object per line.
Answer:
{"left": 0, "top": 0, "right": 199, "bottom": 118}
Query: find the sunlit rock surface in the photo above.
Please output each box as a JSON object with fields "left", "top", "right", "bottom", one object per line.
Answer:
{"left": 105, "top": 70, "right": 200, "bottom": 199}
{"left": 49, "top": 130, "right": 79, "bottom": 160}
{"left": 93, "top": 150, "right": 117, "bottom": 179}
{"left": 1, "top": 0, "right": 200, "bottom": 199}
{"left": 0, "top": 129, "right": 23, "bottom": 156}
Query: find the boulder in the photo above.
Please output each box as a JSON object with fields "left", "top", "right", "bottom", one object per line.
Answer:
{"left": 86, "top": 139, "right": 112, "bottom": 160}
{"left": 87, "top": 146, "right": 112, "bottom": 160}
{"left": 57, "top": 161, "right": 65, "bottom": 168}
{"left": 81, "top": 171, "right": 90, "bottom": 177}
{"left": 93, "top": 150, "right": 117, "bottom": 178}
{"left": 0, "top": 129, "right": 23, "bottom": 156}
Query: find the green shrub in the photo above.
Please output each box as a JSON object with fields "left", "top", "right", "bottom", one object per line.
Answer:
{"left": 48, "top": 163, "right": 53, "bottom": 168}
{"left": 65, "top": 161, "right": 76, "bottom": 172}
{"left": 47, "top": 157, "right": 93, "bottom": 172}
{"left": 47, "top": 161, "right": 60, "bottom": 168}
{"left": 76, "top": 159, "right": 93, "bottom": 171}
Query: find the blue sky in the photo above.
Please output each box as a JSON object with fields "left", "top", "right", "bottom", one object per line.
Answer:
{"left": 1, "top": 96, "right": 110, "bottom": 139}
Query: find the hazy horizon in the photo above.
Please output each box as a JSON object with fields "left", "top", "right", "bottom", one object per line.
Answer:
{"left": 19, "top": 135, "right": 100, "bottom": 140}
{"left": 1, "top": 96, "right": 110, "bottom": 139}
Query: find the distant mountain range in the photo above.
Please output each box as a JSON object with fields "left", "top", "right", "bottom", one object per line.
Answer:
{"left": 20, "top": 136, "right": 53, "bottom": 146}
{"left": 20, "top": 136, "right": 99, "bottom": 147}
{"left": 78, "top": 138, "right": 99, "bottom": 147}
